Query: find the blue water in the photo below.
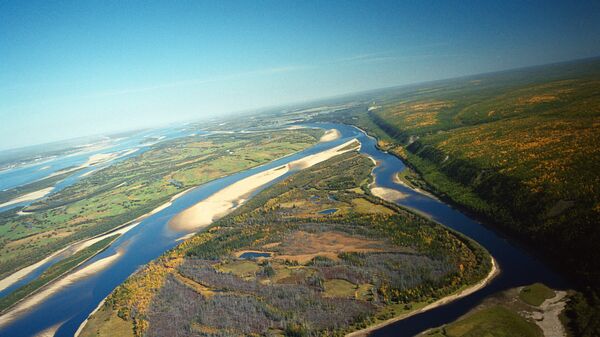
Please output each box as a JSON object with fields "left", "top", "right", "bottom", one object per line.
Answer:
{"left": 0, "top": 123, "right": 566, "bottom": 337}
{"left": 239, "top": 252, "right": 272, "bottom": 259}
{"left": 318, "top": 208, "right": 338, "bottom": 215}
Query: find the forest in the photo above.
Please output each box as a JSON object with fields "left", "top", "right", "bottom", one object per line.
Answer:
{"left": 81, "top": 151, "right": 492, "bottom": 337}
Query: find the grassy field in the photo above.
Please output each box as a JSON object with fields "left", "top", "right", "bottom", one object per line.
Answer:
{"left": 80, "top": 151, "right": 492, "bottom": 337}
{"left": 519, "top": 283, "right": 555, "bottom": 307}
{"left": 79, "top": 301, "right": 134, "bottom": 337}
{"left": 0, "top": 129, "right": 321, "bottom": 285}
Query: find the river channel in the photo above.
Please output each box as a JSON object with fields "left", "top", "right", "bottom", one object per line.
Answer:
{"left": 0, "top": 123, "right": 565, "bottom": 336}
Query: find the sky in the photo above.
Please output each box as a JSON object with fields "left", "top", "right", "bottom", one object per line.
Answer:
{"left": 1, "top": 0, "right": 599, "bottom": 150}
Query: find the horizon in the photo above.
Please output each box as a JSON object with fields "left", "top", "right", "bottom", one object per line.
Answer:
{"left": 1, "top": 54, "right": 599, "bottom": 154}
{"left": 2, "top": 0, "right": 599, "bottom": 150}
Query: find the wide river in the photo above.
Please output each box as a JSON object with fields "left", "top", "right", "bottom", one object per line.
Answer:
{"left": 0, "top": 123, "right": 566, "bottom": 337}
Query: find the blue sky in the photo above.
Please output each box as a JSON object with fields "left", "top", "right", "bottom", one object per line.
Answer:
{"left": 1, "top": 0, "right": 599, "bottom": 150}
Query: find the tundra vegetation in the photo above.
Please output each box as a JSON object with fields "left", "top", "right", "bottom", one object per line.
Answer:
{"left": 311, "top": 58, "right": 600, "bottom": 336}
{"left": 81, "top": 151, "right": 491, "bottom": 337}
{"left": 0, "top": 129, "right": 322, "bottom": 309}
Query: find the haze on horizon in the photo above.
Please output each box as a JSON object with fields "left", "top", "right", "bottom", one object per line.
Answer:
{"left": 1, "top": 0, "right": 599, "bottom": 151}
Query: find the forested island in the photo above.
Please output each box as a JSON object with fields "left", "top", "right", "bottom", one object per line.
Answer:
{"left": 80, "top": 151, "right": 492, "bottom": 337}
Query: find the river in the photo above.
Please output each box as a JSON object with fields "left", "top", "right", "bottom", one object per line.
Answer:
{"left": 0, "top": 123, "right": 566, "bottom": 337}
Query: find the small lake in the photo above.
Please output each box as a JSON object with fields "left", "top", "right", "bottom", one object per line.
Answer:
{"left": 239, "top": 252, "right": 272, "bottom": 259}
{"left": 318, "top": 208, "right": 338, "bottom": 215}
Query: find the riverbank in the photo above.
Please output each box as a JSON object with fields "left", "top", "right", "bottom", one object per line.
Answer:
{"left": 350, "top": 123, "right": 567, "bottom": 291}
{"left": 169, "top": 139, "right": 359, "bottom": 231}
{"left": 346, "top": 257, "right": 499, "bottom": 337}
{"left": 0, "top": 235, "right": 120, "bottom": 314}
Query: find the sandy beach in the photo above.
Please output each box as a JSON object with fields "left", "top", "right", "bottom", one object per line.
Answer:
{"left": 0, "top": 187, "right": 54, "bottom": 208}
{"left": 170, "top": 139, "right": 359, "bottom": 232}
{"left": 346, "top": 257, "right": 499, "bottom": 337}
{"left": 319, "top": 129, "right": 341, "bottom": 142}
{"left": 46, "top": 148, "right": 139, "bottom": 180}
{"left": 370, "top": 186, "right": 408, "bottom": 201}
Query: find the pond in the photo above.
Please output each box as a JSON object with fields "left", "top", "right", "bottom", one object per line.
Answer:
{"left": 318, "top": 208, "right": 338, "bottom": 215}
{"left": 239, "top": 252, "right": 272, "bottom": 259}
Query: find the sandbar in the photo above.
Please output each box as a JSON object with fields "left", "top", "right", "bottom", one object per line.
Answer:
{"left": 169, "top": 139, "right": 359, "bottom": 232}
{"left": 370, "top": 186, "right": 408, "bottom": 201}
{"left": 319, "top": 129, "right": 341, "bottom": 142}
{"left": 0, "top": 187, "right": 54, "bottom": 208}
{"left": 0, "top": 187, "right": 189, "bottom": 293}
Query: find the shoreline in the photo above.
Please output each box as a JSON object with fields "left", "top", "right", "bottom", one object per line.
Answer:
{"left": 169, "top": 139, "right": 359, "bottom": 232}
{"left": 0, "top": 251, "right": 124, "bottom": 328}
{"left": 0, "top": 234, "right": 122, "bottom": 317}
{"left": 346, "top": 257, "right": 499, "bottom": 337}
{"left": 74, "top": 298, "right": 107, "bottom": 337}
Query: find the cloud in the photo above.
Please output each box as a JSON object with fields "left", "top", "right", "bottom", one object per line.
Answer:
{"left": 334, "top": 52, "right": 391, "bottom": 63}
{"left": 331, "top": 42, "right": 449, "bottom": 65}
